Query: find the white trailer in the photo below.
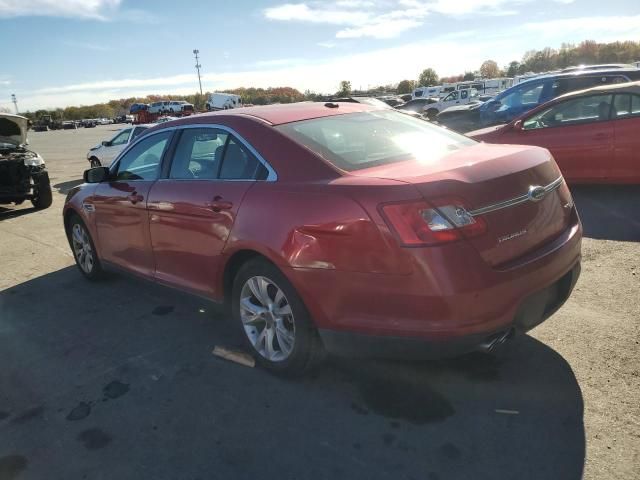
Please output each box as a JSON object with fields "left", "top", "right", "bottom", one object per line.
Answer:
{"left": 206, "top": 93, "right": 242, "bottom": 111}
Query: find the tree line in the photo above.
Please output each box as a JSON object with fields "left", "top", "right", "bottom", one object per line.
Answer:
{"left": 19, "top": 39, "right": 640, "bottom": 120}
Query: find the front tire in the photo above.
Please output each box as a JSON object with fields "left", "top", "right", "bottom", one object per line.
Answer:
{"left": 232, "top": 258, "right": 323, "bottom": 375}
{"left": 89, "top": 157, "right": 101, "bottom": 168}
{"left": 426, "top": 108, "right": 439, "bottom": 119}
{"left": 31, "top": 175, "right": 52, "bottom": 210}
{"left": 67, "top": 214, "right": 104, "bottom": 280}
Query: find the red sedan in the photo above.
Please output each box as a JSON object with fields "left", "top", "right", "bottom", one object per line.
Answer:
{"left": 468, "top": 81, "right": 640, "bottom": 184}
{"left": 64, "top": 103, "right": 581, "bottom": 374}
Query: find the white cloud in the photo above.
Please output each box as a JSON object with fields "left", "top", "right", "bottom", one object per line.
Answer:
{"left": 0, "top": 0, "right": 122, "bottom": 20}
{"left": 317, "top": 41, "right": 337, "bottom": 48}
{"left": 522, "top": 15, "right": 640, "bottom": 42}
{"left": 61, "top": 40, "right": 112, "bottom": 51}
{"left": 263, "top": 0, "right": 543, "bottom": 39}
{"left": 337, "top": 19, "right": 422, "bottom": 38}
{"left": 16, "top": 13, "right": 640, "bottom": 110}
{"left": 0, "top": 80, "right": 11, "bottom": 86}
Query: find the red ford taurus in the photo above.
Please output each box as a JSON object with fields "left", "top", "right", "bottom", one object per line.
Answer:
{"left": 468, "top": 81, "right": 640, "bottom": 184}
{"left": 64, "top": 103, "right": 582, "bottom": 373}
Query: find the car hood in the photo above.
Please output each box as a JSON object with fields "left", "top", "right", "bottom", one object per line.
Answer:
{"left": 0, "top": 113, "right": 28, "bottom": 147}
{"left": 441, "top": 103, "right": 483, "bottom": 114}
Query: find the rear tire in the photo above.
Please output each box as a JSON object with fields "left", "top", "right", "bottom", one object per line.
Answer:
{"left": 67, "top": 214, "right": 104, "bottom": 280}
{"left": 232, "top": 258, "right": 324, "bottom": 375}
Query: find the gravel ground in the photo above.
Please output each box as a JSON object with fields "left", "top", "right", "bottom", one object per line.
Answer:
{"left": 0, "top": 125, "right": 638, "bottom": 480}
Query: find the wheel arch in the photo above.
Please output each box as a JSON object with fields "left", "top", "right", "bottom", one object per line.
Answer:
{"left": 222, "top": 249, "right": 277, "bottom": 306}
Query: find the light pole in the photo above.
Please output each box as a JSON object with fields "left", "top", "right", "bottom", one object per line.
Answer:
{"left": 11, "top": 93, "right": 18, "bottom": 114}
{"left": 193, "top": 49, "right": 203, "bottom": 96}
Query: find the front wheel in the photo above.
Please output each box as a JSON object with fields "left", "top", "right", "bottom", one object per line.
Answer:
{"left": 67, "top": 215, "right": 104, "bottom": 280}
{"left": 426, "top": 108, "right": 439, "bottom": 119}
{"left": 31, "top": 175, "right": 52, "bottom": 210}
{"left": 232, "top": 258, "right": 324, "bottom": 375}
{"left": 89, "top": 157, "right": 101, "bottom": 168}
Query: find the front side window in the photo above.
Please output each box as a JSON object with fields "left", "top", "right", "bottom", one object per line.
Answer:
{"left": 523, "top": 94, "right": 613, "bottom": 130}
{"left": 114, "top": 131, "right": 172, "bottom": 181}
{"left": 110, "top": 129, "right": 131, "bottom": 146}
{"left": 444, "top": 91, "right": 459, "bottom": 102}
{"left": 277, "top": 110, "right": 476, "bottom": 172}
{"left": 169, "top": 128, "right": 228, "bottom": 179}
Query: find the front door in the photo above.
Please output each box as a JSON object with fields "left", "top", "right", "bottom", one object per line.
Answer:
{"left": 148, "top": 127, "right": 268, "bottom": 298}
{"left": 93, "top": 130, "right": 173, "bottom": 278}
{"left": 517, "top": 93, "right": 615, "bottom": 182}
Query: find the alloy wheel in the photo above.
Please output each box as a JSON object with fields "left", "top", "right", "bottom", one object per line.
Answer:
{"left": 240, "top": 276, "right": 296, "bottom": 362}
{"left": 71, "top": 223, "right": 94, "bottom": 274}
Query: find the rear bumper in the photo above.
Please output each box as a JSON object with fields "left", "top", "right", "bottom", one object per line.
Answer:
{"left": 319, "top": 263, "right": 580, "bottom": 359}
{"left": 284, "top": 213, "right": 582, "bottom": 357}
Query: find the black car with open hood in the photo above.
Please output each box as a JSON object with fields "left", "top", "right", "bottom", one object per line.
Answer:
{"left": 0, "top": 113, "right": 52, "bottom": 209}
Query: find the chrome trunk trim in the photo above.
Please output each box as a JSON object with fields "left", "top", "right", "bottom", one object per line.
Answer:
{"left": 469, "top": 176, "right": 563, "bottom": 217}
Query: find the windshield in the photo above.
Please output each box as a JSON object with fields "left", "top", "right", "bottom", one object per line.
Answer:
{"left": 277, "top": 110, "right": 475, "bottom": 171}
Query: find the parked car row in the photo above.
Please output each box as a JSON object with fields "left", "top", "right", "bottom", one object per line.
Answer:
{"left": 468, "top": 81, "right": 640, "bottom": 184}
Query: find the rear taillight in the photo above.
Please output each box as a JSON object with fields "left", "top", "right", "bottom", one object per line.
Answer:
{"left": 380, "top": 198, "right": 486, "bottom": 246}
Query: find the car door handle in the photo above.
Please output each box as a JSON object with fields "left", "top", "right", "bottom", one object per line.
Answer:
{"left": 127, "top": 192, "right": 144, "bottom": 204}
{"left": 209, "top": 196, "right": 233, "bottom": 212}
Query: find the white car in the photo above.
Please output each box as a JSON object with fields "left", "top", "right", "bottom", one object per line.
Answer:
{"left": 86, "top": 124, "right": 151, "bottom": 167}
{"left": 206, "top": 93, "right": 242, "bottom": 110}
{"left": 148, "top": 101, "right": 170, "bottom": 114}
{"left": 423, "top": 88, "right": 480, "bottom": 118}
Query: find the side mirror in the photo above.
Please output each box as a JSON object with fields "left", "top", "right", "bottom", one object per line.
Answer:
{"left": 513, "top": 119, "right": 523, "bottom": 131}
{"left": 101, "top": 140, "right": 111, "bottom": 147}
{"left": 84, "top": 167, "right": 110, "bottom": 183}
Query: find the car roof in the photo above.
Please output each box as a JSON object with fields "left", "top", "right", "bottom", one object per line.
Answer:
{"left": 555, "top": 79, "right": 640, "bottom": 101}
{"left": 184, "top": 102, "right": 379, "bottom": 126}
{"left": 517, "top": 67, "right": 640, "bottom": 85}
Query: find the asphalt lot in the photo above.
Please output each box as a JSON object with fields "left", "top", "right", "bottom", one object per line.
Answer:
{"left": 0, "top": 124, "right": 638, "bottom": 480}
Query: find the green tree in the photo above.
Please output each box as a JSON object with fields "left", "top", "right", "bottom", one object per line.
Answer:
{"left": 417, "top": 68, "right": 438, "bottom": 87}
{"left": 505, "top": 61, "right": 520, "bottom": 77}
{"left": 337, "top": 80, "right": 352, "bottom": 96}
{"left": 479, "top": 60, "right": 500, "bottom": 78}
{"left": 462, "top": 71, "right": 476, "bottom": 81}
{"left": 396, "top": 79, "right": 415, "bottom": 94}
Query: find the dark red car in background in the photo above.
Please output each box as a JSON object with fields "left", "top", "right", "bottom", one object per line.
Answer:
{"left": 64, "top": 103, "right": 582, "bottom": 374}
{"left": 468, "top": 81, "right": 640, "bottom": 184}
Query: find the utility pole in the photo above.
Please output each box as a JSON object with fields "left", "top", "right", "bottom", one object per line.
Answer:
{"left": 11, "top": 94, "right": 18, "bottom": 114}
{"left": 193, "top": 49, "right": 203, "bottom": 96}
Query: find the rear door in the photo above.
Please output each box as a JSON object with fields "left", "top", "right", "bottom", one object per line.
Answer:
{"left": 611, "top": 93, "right": 640, "bottom": 182}
{"left": 93, "top": 130, "right": 173, "bottom": 277}
{"left": 516, "top": 93, "right": 615, "bottom": 182}
{"left": 147, "top": 127, "right": 269, "bottom": 298}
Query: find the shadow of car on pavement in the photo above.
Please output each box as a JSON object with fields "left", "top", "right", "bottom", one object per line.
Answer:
{"left": 0, "top": 267, "right": 585, "bottom": 480}
{"left": 571, "top": 184, "right": 640, "bottom": 242}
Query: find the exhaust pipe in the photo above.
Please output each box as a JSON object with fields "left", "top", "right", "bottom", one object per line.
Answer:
{"left": 477, "top": 328, "right": 514, "bottom": 353}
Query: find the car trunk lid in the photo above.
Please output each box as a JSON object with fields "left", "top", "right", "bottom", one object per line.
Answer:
{"left": 353, "top": 143, "right": 573, "bottom": 267}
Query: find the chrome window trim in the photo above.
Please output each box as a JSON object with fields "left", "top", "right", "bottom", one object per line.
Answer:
{"left": 469, "top": 176, "right": 563, "bottom": 216}
{"left": 112, "top": 123, "right": 278, "bottom": 182}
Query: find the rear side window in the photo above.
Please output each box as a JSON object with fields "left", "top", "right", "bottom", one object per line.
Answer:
{"left": 276, "top": 110, "right": 475, "bottom": 172}
{"left": 219, "top": 137, "right": 268, "bottom": 180}
{"left": 633, "top": 95, "right": 640, "bottom": 114}
{"left": 614, "top": 94, "right": 640, "bottom": 117}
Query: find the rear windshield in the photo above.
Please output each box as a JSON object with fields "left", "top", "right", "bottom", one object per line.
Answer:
{"left": 276, "top": 110, "right": 475, "bottom": 171}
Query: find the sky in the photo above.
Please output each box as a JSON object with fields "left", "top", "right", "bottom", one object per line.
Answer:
{"left": 0, "top": 0, "right": 639, "bottom": 111}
